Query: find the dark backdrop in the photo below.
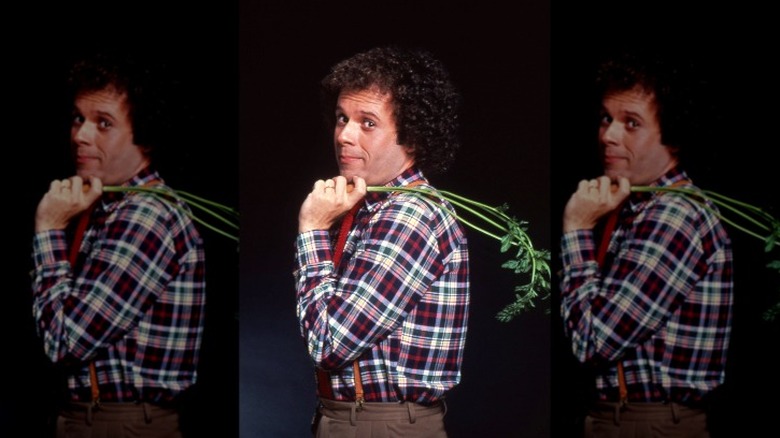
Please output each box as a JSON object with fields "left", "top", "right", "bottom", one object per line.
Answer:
{"left": 6, "top": 4, "right": 238, "bottom": 437}
{"left": 239, "top": 1, "right": 551, "bottom": 437}
{"left": 551, "top": 6, "right": 780, "bottom": 436}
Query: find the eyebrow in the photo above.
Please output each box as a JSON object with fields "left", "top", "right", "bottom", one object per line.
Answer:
{"left": 335, "top": 105, "right": 382, "bottom": 121}
{"left": 621, "top": 110, "right": 645, "bottom": 120}
{"left": 601, "top": 106, "right": 646, "bottom": 121}
{"left": 95, "top": 110, "right": 118, "bottom": 120}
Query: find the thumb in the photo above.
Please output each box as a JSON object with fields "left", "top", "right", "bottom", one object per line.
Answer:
{"left": 85, "top": 176, "right": 103, "bottom": 203}
{"left": 349, "top": 176, "right": 367, "bottom": 201}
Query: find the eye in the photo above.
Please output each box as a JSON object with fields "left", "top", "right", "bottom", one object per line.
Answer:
{"left": 626, "top": 118, "right": 640, "bottom": 129}
{"left": 335, "top": 114, "right": 348, "bottom": 125}
{"left": 98, "top": 118, "right": 113, "bottom": 130}
{"left": 72, "top": 114, "right": 85, "bottom": 126}
{"left": 599, "top": 113, "right": 612, "bottom": 126}
{"left": 362, "top": 119, "right": 376, "bottom": 129}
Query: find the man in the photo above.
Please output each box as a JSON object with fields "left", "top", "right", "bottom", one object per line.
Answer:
{"left": 294, "top": 46, "right": 469, "bottom": 437}
{"left": 32, "top": 53, "right": 205, "bottom": 437}
{"left": 559, "top": 53, "right": 733, "bottom": 437}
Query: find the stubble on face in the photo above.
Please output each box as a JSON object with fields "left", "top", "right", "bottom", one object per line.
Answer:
{"left": 334, "top": 88, "right": 414, "bottom": 186}
{"left": 599, "top": 89, "right": 677, "bottom": 185}
{"left": 71, "top": 90, "right": 150, "bottom": 185}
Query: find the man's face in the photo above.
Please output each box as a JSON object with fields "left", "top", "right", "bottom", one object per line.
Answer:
{"left": 334, "top": 88, "right": 414, "bottom": 186}
{"left": 71, "top": 89, "right": 150, "bottom": 186}
{"left": 599, "top": 88, "right": 677, "bottom": 185}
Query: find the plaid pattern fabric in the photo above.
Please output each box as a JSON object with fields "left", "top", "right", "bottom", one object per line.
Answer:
{"left": 560, "top": 167, "right": 733, "bottom": 404}
{"left": 295, "top": 167, "right": 469, "bottom": 404}
{"left": 32, "top": 168, "right": 205, "bottom": 403}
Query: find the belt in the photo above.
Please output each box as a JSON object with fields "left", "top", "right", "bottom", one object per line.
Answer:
{"left": 59, "top": 401, "right": 179, "bottom": 425}
{"left": 318, "top": 398, "right": 446, "bottom": 426}
{"left": 588, "top": 401, "right": 706, "bottom": 425}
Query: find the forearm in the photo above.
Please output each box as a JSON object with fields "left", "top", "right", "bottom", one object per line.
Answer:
{"left": 559, "top": 216, "right": 703, "bottom": 363}
{"left": 32, "top": 200, "right": 177, "bottom": 362}
{"left": 295, "top": 202, "right": 443, "bottom": 370}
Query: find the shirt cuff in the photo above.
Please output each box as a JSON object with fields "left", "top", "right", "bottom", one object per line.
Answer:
{"left": 32, "top": 230, "right": 69, "bottom": 268}
{"left": 560, "top": 229, "right": 596, "bottom": 268}
{"left": 295, "top": 230, "right": 334, "bottom": 270}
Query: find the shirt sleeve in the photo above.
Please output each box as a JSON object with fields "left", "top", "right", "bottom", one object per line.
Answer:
{"left": 294, "top": 197, "right": 445, "bottom": 370}
{"left": 559, "top": 197, "right": 710, "bottom": 364}
{"left": 32, "top": 197, "right": 180, "bottom": 363}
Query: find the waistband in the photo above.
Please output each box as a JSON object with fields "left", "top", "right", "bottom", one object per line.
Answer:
{"left": 319, "top": 398, "right": 446, "bottom": 425}
{"left": 59, "top": 401, "right": 179, "bottom": 425}
{"left": 588, "top": 402, "right": 706, "bottom": 424}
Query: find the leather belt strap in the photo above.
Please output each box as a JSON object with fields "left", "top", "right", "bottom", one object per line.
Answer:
{"left": 316, "top": 179, "right": 428, "bottom": 405}
{"left": 597, "top": 179, "right": 691, "bottom": 405}
{"left": 596, "top": 203, "right": 627, "bottom": 404}
{"left": 69, "top": 204, "right": 100, "bottom": 406}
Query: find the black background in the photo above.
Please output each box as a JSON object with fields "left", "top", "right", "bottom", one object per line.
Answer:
{"left": 551, "top": 5, "right": 780, "bottom": 437}
{"left": 239, "top": 1, "right": 550, "bottom": 437}
{"left": 6, "top": 4, "right": 239, "bottom": 437}
{"left": 7, "top": 2, "right": 780, "bottom": 438}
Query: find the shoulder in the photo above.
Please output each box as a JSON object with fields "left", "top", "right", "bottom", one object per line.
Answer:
{"left": 103, "top": 181, "right": 202, "bottom": 246}
{"left": 638, "top": 182, "right": 730, "bottom": 248}
{"left": 377, "top": 185, "right": 465, "bottom": 242}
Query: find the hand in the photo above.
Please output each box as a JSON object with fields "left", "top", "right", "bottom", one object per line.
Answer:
{"left": 35, "top": 176, "right": 103, "bottom": 232}
{"left": 298, "top": 176, "right": 367, "bottom": 233}
{"left": 563, "top": 175, "right": 630, "bottom": 232}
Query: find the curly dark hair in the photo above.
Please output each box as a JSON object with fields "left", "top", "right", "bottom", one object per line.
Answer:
{"left": 67, "top": 51, "right": 172, "bottom": 158}
{"left": 595, "top": 50, "right": 697, "bottom": 155}
{"left": 321, "top": 46, "right": 462, "bottom": 176}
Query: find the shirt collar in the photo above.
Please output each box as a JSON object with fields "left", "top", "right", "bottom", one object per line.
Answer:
{"left": 628, "top": 166, "right": 690, "bottom": 211}
{"left": 363, "top": 166, "right": 428, "bottom": 210}
{"left": 100, "top": 166, "right": 163, "bottom": 205}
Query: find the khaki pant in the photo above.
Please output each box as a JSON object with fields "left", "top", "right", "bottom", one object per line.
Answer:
{"left": 584, "top": 402, "right": 709, "bottom": 438}
{"left": 56, "top": 402, "right": 181, "bottom": 438}
{"left": 314, "top": 398, "right": 448, "bottom": 438}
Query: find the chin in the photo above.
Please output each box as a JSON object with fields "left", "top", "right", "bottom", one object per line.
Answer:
{"left": 604, "top": 169, "right": 626, "bottom": 180}
{"left": 76, "top": 169, "right": 97, "bottom": 180}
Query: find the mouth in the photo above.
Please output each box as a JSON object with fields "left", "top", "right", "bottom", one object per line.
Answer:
{"left": 603, "top": 154, "right": 626, "bottom": 165}
{"left": 338, "top": 155, "right": 361, "bottom": 164}
{"left": 75, "top": 154, "right": 99, "bottom": 165}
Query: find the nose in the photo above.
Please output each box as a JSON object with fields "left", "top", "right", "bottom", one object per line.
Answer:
{"left": 336, "top": 120, "right": 359, "bottom": 146}
{"left": 600, "top": 120, "right": 620, "bottom": 146}
{"left": 72, "top": 121, "right": 95, "bottom": 145}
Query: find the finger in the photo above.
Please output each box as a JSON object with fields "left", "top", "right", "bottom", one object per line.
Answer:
{"left": 88, "top": 176, "right": 103, "bottom": 193}
{"left": 350, "top": 176, "right": 367, "bottom": 198}
{"left": 70, "top": 176, "right": 83, "bottom": 195}
{"left": 313, "top": 179, "right": 326, "bottom": 192}
{"left": 616, "top": 177, "right": 631, "bottom": 196}
{"left": 84, "top": 176, "right": 102, "bottom": 203}
{"left": 330, "top": 176, "right": 344, "bottom": 196}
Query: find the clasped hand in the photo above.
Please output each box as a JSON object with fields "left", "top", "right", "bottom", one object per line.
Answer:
{"left": 35, "top": 176, "right": 102, "bottom": 232}
{"left": 563, "top": 175, "right": 630, "bottom": 232}
{"left": 298, "top": 175, "right": 367, "bottom": 233}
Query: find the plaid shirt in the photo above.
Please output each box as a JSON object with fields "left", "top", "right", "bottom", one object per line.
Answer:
{"left": 32, "top": 168, "right": 205, "bottom": 404}
{"left": 295, "top": 167, "right": 469, "bottom": 404}
{"left": 560, "top": 167, "right": 733, "bottom": 405}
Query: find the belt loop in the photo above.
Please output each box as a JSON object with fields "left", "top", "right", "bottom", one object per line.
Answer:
{"left": 142, "top": 402, "right": 152, "bottom": 424}
{"left": 670, "top": 402, "right": 680, "bottom": 424}
{"left": 612, "top": 402, "right": 621, "bottom": 426}
{"left": 85, "top": 403, "right": 93, "bottom": 426}
{"left": 407, "top": 402, "right": 417, "bottom": 424}
{"left": 349, "top": 404, "right": 357, "bottom": 426}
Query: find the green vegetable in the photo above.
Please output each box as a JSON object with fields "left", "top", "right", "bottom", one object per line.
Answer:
{"left": 103, "top": 185, "right": 240, "bottom": 243}
{"left": 367, "top": 185, "right": 551, "bottom": 322}
{"left": 632, "top": 185, "right": 780, "bottom": 321}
